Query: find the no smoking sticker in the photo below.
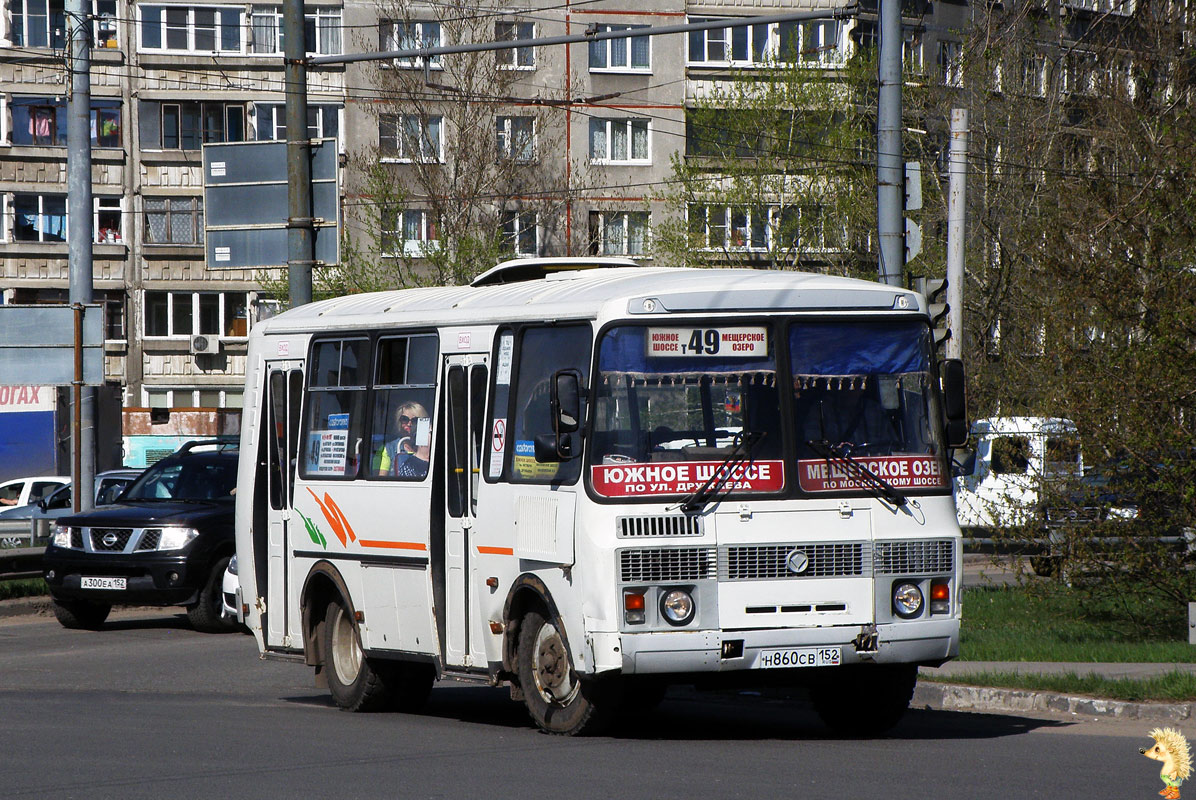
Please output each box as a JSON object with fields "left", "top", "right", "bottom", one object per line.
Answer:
{"left": 488, "top": 418, "right": 507, "bottom": 477}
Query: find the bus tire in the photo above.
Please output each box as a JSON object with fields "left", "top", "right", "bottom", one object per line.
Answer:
{"left": 811, "top": 663, "right": 917, "bottom": 737}
{"left": 516, "top": 609, "right": 613, "bottom": 735}
{"left": 52, "top": 597, "right": 110, "bottom": 630}
{"left": 323, "top": 598, "right": 391, "bottom": 712}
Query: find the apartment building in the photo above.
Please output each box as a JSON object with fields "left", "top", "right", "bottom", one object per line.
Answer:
{"left": 0, "top": 0, "right": 345, "bottom": 414}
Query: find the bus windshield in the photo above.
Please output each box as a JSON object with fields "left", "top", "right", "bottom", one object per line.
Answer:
{"left": 590, "top": 324, "right": 785, "bottom": 499}
{"left": 588, "top": 319, "right": 949, "bottom": 500}
{"left": 791, "top": 320, "right": 948, "bottom": 495}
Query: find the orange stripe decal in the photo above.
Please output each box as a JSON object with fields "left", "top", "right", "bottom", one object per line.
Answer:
{"left": 306, "top": 488, "right": 347, "bottom": 547}
{"left": 477, "top": 546, "right": 515, "bottom": 556}
{"left": 324, "top": 493, "right": 357, "bottom": 543}
{"left": 359, "top": 540, "right": 428, "bottom": 551}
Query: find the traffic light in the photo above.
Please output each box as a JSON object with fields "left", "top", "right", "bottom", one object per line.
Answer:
{"left": 912, "top": 276, "right": 950, "bottom": 353}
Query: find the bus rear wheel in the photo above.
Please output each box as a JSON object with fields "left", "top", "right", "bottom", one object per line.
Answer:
{"left": 323, "top": 598, "right": 391, "bottom": 712}
{"left": 516, "top": 609, "right": 614, "bottom": 735}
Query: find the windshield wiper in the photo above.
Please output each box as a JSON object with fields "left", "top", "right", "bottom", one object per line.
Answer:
{"left": 674, "top": 431, "right": 767, "bottom": 514}
{"left": 805, "top": 439, "right": 907, "bottom": 508}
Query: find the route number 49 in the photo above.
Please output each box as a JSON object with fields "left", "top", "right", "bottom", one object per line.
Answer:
{"left": 687, "top": 329, "right": 720, "bottom": 355}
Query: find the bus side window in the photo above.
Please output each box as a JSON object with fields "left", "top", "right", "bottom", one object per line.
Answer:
{"left": 300, "top": 338, "right": 368, "bottom": 479}
{"left": 370, "top": 334, "right": 438, "bottom": 481}
{"left": 509, "top": 325, "right": 592, "bottom": 484}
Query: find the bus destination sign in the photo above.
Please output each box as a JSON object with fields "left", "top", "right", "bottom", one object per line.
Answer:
{"left": 797, "top": 456, "right": 947, "bottom": 493}
{"left": 647, "top": 326, "right": 768, "bottom": 358}
{"left": 592, "top": 459, "right": 785, "bottom": 497}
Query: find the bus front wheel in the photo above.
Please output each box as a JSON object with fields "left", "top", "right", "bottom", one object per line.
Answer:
{"left": 323, "top": 598, "right": 391, "bottom": 712}
{"left": 811, "top": 663, "right": 917, "bottom": 737}
{"left": 516, "top": 609, "right": 613, "bottom": 735}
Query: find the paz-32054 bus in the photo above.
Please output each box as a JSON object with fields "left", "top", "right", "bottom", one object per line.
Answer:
{"left": 234, "top": 258, "right": 968, "bottom": 735}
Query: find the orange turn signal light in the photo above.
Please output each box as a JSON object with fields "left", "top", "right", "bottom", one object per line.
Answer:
{"left": 930, "top": 583, "right": 949, "bottom": 601}
{"left": 624, "top": 592, "right": 646, "bottom": 611}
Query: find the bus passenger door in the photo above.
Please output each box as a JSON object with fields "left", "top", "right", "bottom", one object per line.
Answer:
{"left": 439, "top": 355, "right": 488, "bottom": 668}
{"left": 260, "top": 364, "right": 303, "bottom": 649}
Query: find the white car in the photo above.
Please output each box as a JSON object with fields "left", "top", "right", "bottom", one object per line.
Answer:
{"left": 221, "top": 553, "right": 241, "bottom": 622}
{"left": 0, "top": 475, "right": 69, "bottom": 512}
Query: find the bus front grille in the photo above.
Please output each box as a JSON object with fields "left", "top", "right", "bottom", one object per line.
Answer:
{"left": 720, "top": 543, "right": 867, "bottom": 580}
{"left": 619, "top": 547, "right": 717, "bottom": 583}
{"left": 873, "top": 539, "right": 955, "bottom": 575}
{"left": 617, "top": 515, "right": 703, "bottom": 538}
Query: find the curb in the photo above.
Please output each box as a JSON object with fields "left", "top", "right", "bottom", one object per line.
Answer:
{"left": 914, "top": 680, "right": 1195, "bottom": 722}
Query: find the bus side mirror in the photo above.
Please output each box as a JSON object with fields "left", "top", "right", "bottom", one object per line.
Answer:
{"left": 535, "top": 370, "right": 584, "bottom": 462}
{"left": 941, "top": 358, "right": 968, "bottom": 448}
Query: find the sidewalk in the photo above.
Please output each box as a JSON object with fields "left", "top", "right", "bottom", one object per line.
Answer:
{"left": 917, "top": 661, "right": 1196, "bottom": 722}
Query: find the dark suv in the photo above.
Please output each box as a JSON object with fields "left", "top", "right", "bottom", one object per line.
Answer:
{"left": 43, "top": 439, "right": 239, "bottom": 632}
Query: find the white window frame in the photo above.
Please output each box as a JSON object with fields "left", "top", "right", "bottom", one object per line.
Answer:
{"left": 249, "top": 5, "right": 342, "bottom": 56}
{"left": 501, "top": 211, "right": 538, "bottom": 257}
{"left": 142, "top": 290, "right": 251, "bottom": 339}
{"left": 380, "top": 113, "right": 443, "bottom": 163}
{"left": 902, "top": 28, "right": 923, "bottom": 74}
{"left": 252, "top": 103, "right": 339, "bottom": 142}
{"left": 589, "top": 24, "right": 650, "bottom": 72}
{"left": 383, "top": 209, "right": 440, "bottom": 257}
{"left": 383, "top": 20, "right": 442, "bottom": 69}
{"left": 495, "top": 21, "right": 535, "bottom": 69}
{"left": 143, "top": 386, "right": 244, "bottom": 409}
{"left": 496, "top": 115, "right": 536, "bottom": 162}
{"left": 5, "top": 192, "right": 68, "bottom": 243}
{"left": 138, "top": 5, "right": 244, "bottom": 55}
{"left": 775, "top": 19, "right": 843, "bottom": 66}
{"left": 590, "top": 210, "right": 650, "bottom": 256}
{"left": 94, "top": 196, "right": 123, "bottom": 244}
{"left": 589, "top": 118, "right": 650, "bottom": 164}
{"left": 938, "top": 40, "right": 964, "bottom": 88}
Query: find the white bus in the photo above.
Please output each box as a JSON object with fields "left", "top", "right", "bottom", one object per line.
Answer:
{"left": 234, "top": 258, "right": 968, "bottom": 735}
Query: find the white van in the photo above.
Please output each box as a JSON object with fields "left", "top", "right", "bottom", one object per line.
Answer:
{"left": 953, "top": 416, "right": 1082, "bottom": 539}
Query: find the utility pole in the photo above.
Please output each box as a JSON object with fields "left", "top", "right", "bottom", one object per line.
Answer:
{"left": 946, "top": 108, "right": 968, "bottom": 361}
{"left": 876, "top": 0, "right": 904, "bottom": 287}
{"left": 284, "top": 0, "right": 314, "bottom": 307}
{"left": 66, "top": 0, "right": 95, "bottom": 511}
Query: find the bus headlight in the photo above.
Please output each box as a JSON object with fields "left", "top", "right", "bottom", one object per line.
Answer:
{"left": 660, "top": 589, "right": 695, "bottom": 626}
{"left": 892, "top": 582, "right": 924, "bottom": 619}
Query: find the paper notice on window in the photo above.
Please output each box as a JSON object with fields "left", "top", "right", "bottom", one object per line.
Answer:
{"left": 496, "top": 334, "right": 514, "bottom": 385}
{"left": 415, "top": 417, "right": 431, "bottom": 447}
{"left": 311, "top": 413, "right": 350, "bottom": 474}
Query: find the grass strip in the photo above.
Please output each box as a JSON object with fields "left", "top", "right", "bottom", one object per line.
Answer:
{"left": 922, "top": 669, "right": 1196, "bottom": 703}
{"left": 0, "top": 578, "right": 49, "bottom": 601}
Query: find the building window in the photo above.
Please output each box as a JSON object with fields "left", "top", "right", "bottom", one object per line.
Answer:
{"left": 381, "top": 20, "right": 441, "bottom": 68}
{"left": 495, "top": 21, "right": 535, "bottom": 68}
{"left": 144, "top": 101, "right": 244, "bottom": 149}
{"left": 776, "top": 19, "right": 841, "bottom": 64}
{"left": 688, "top": 18, "right": 768, "bottom": 65}
{"left": 589, "top": 210, "right": 649, "bottom": 256}
{"left": 383, "top": 210, "right": 440, "bottom": 256}
{"left": 903, "top": 28, "right": 923, "bottom": 74}
{"left": 938, "top": 40, "right": 963, "bottom": 88}
{"left": 10, "top": 194, "right": 67, "bottom": 242}
{"left": 690, "top": 205, "right": 769, "bottom": 250}
{"left": 253, "top": 103, "right": 340, "bottom": 142}
{"left": 496, "top": 116, "right": 536, "bottom": 161}
{"left": 144, "top": 197, "right": 204, "bottom": 245}
{"left": 500, "top": 211, "right": 538, "bottom": 257}
{"left": 12, "top": 0, "right": 66, "bottom": 48}
{"left": 589, "top": 118, "right": 649, "bottom": 164}
{"left": 139, "top": 5, "right": 242, "bottom": 53}
{"left": 249, "top": 6, "right": 342, "bottom": 55}
{"left": 10, "top": 98, "right": 121, "bottom": 148}
{"left": 589, "top": 24, "right": 650, "bottom": 71}
{"left": 97, "top": 290, "right": 126, "bottom": 340}
{"left": 95, "top": 197, "right": 122, "bottom": 243}
{"left": 145, "top": 387, "right": 244, "bottom": 409}
{"left": 380, "top": 114, "right": 442, "bottom": 162}
{"left": 144, "top": 290, "right": 249, "bottom": 338}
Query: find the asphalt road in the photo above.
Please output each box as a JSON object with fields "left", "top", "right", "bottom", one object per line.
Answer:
{"left": 0, "top": 608, "right": 1170, "bottom": 799}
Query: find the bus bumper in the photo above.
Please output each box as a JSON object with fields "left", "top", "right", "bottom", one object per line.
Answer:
{"left": 612, "top": 617, "right": 960, "bottom": 675}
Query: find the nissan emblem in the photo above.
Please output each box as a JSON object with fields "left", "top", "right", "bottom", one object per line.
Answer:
{"left": 102, "top": 532, "right": 119, "bottom": 548}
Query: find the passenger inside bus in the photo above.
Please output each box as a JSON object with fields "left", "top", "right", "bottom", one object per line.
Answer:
{"left": 374, "top": 400, "right": 431, "bottom": 479}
